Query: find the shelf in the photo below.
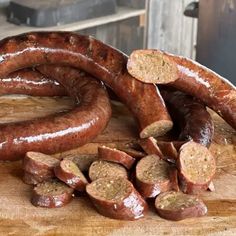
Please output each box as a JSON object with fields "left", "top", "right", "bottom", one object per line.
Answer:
{"left": 0, "top": 7, "right": 145, "bottom": 39}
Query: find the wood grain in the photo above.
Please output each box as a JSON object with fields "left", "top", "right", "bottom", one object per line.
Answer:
{"left": 147, "top": 0, "right": 198, "bottom": 59}
{"left": 0, "top": 95, "right": 235, "bottom": 236}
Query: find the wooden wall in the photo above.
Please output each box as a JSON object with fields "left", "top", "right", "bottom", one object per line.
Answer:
{"left": 78, "top": 16, "right": 144, "bottom": 55}
{"left": 147, "top": 0, "right": 198, "bottom": 59}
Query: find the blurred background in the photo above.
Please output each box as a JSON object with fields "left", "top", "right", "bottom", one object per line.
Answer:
{"left": 0, "top": 0, "right": 235, "bottom": 84}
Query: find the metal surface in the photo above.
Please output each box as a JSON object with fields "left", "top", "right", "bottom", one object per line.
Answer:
{"left": 196, "top": 0, "right": 236, "bottom": 84}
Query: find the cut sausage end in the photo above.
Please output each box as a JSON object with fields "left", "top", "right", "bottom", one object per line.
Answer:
{"left": 136, "top": 155, "right": 171, "bottom": 198}
{"left": 24, "top": 151, "right": 59, "bottom": 168}
{"left": 87, "top": 177, "right": 131, "bottom": 201}
{"left": 127, "top": 50, "right": 178, "bottom": 84}
{"left": 86, "top": 177, "right": 148, "bottom": 220}
{"left": 23, "top": 151, "right": 59, "bottom": 177}
{"left": 31, "top": 179, "right": 74, "bottom": 208}
{"left": 177, "top": 141, "right": 216, "bottom": 194}
{"left": 89, "top": 160, "right": 128, "bottom": 181}
{"left": 155, "top": 191, "right": 207, "bottom": 221}
{"left": 140, "top": 120, "right": 173, "bottom": 138}
{"left": 178, "top": 142, "right": 216, "bottom": 185}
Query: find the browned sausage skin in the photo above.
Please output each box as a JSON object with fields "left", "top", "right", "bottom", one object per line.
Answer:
{"left": 0, "top": 65, "right": 111, "bottom": 161}
{"left": 0, "top": 32, "right": 173, "bottom": 138}
{"left": 160, "top": 88, "right": 214, "bottom": 147}
{"left": 127, "top": 49, "right": 236, "bottom": 130}
{"left": 86, "top": 177, "right": 148, "bottom": 220}
{"left": 0, "top": 68, "right": 66, "bottom": 96}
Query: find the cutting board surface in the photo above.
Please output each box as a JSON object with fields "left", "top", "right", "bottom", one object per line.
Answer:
{"left": 0, "top": 95, "right": 235, "bottom": 236}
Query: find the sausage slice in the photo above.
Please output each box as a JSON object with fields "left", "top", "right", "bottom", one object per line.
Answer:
{"left": 63, "top": 154, "right": 97, "bottom": 172}
{"left": 135, "top": 155, "right": 171, "bottom": 198}
{"left": 98, "top": 146, "right": 135, "bottom": 169}
{"left": 177, "top": 141, "right": 216, "bottom": 194}
{"left": 89, "top": 160, "right": 128, "bottom": 181}
{"left": 155, "top": 191, "right": 207, "bottom": 221}
{"left": 139, "top": 137, "right": 163, "bottom": 158}
{"left": 23, "top": 151, "right": 59, "bottom": 179}
{"left": 86, "top": 177, "right": 148, "bottom": 220}
{"left": 54, "top": 159, "right": 88, "bottom": 191}
{"left": 31, "top": 179, "right": 74, "bottom": 208}
{"left": 23, "top": 171, "right": 47, "bottom": 185}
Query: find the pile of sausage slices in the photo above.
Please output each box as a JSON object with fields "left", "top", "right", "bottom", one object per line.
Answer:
{"left": 0, "top": 32, "right": 235, "bottom": 221}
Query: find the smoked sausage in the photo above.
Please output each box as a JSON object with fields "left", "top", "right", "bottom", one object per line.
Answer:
{"left": 0, "top": 65, "right": 111, "bottom": 161}
{"left": 160, "top": 88, "right": 214, "bottom": 147}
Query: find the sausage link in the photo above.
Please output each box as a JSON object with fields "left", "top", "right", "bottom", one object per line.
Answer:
{"left": 127, "top": 49, "right": 236, "bottom": 130}
{"left": 0, "top": 32, "right": 173, "bottom": 138}
{"left": 0, "top": 68, "right": 66, "bottom": 96}
{"left": 0, "top": 65, "right": 111, "bottom": 161}
{"left": 160, "top": 88, "right": 214, "bottom": 147}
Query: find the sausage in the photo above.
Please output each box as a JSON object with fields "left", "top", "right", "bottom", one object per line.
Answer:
{"left": 0, "top": 65, "right": 111, "bottom": 161}
{"left": 88, "top": 160, "right": 128, "bottom": 181}
{"left": 139, "top": 137, "right": 164, "bottom": 158}
{"left": 113, "top": 141, "right": 146, "bottom": 160}
{"left": 98, "top": 145, "right": 135, "bottom": 169}
{"left": 63, "top": 154, "right": 98, "bottom": 172}
{"left": 31, "top": 179, "right": 74, "bottom": 208}
{"left": 23, "top": 151, "right": 59, "bottom": 178}
{"left": 86, "top": 177, "right": 148, "bottom": 220}
{"left": 135, "top": 155, "right": 172, "bottom": 198}
{"left": 54, "top": 159, "right": 88, "bottom": 191}
{"left": 169, "top": 167, "right": 180, "bottom": 192}
{"left": 177, "top": 141, "right": 216, "bottom": 194}
{"left": 0, "top": 68, "right": 121, "bottom": 101}
{"left": 127, "top": 49, "right": 236, "bottom": 130}
{"left": 0, "top": 68, "right": 66, "bottom": 96}
{"left": 23, "top": 171, "right": 49, "bottom": 185}
{"left": 160, "top": 88, "right": 214, "bottom": 147}
{"left": 116, "top": 148, "right": 145, "bottom": 160}
{"left": 155, "top": 191, "right": 207, "bottom": 221}
{"left": 0, "top": 32, "right": 173, "bottom": 138}
{"left": 139, "top": 137, "right": 184, "bottom": 163}
{"left": 155, "top": 140, "right": 186, "bottom": 163}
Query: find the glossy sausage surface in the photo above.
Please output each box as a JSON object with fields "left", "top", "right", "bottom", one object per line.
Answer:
{"left": 0, "top": 32, "right": 173, "bottom": 138}
{"left": 0, "top": 65, "right": 111, "bottom": 160}
{"left": 160, "top": 88, "right": 214, "bottom": 147}
{"left": 0, "top": 68, "right": 66, "bottom": 96}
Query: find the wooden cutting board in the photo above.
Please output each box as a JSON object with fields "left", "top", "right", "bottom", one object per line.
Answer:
{"left": 0, "top": 95, "right": 235, "bottom": 236}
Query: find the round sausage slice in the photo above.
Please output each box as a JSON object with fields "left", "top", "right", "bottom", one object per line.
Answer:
{"left": 23, "top": 151, "right": 59, "bottom": 179}
{"left": 63, "top": 154, "right": 97, "bottom": 172}
{"left": 31, "top": 179, "right": 74, "bottom": 208}
{"left": 155, "top": 191, "right": 207, "bottom": 221}
{"left": 98, "top": 146, "right": 135, "bottom": 169}
{"left": 54, "top": 159, "right": 88, "bottom": 191}
{"left": 136, "top": 155, "right": 171, "bottom": 198}
{"left": 86, "top": 177, "right": 148, "bottom": 220}
{"left": 89, "top": 160, "right": 128, "bottom": 181}
{"left": 177, "top": 141, "right": 216, "bottom": 194}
